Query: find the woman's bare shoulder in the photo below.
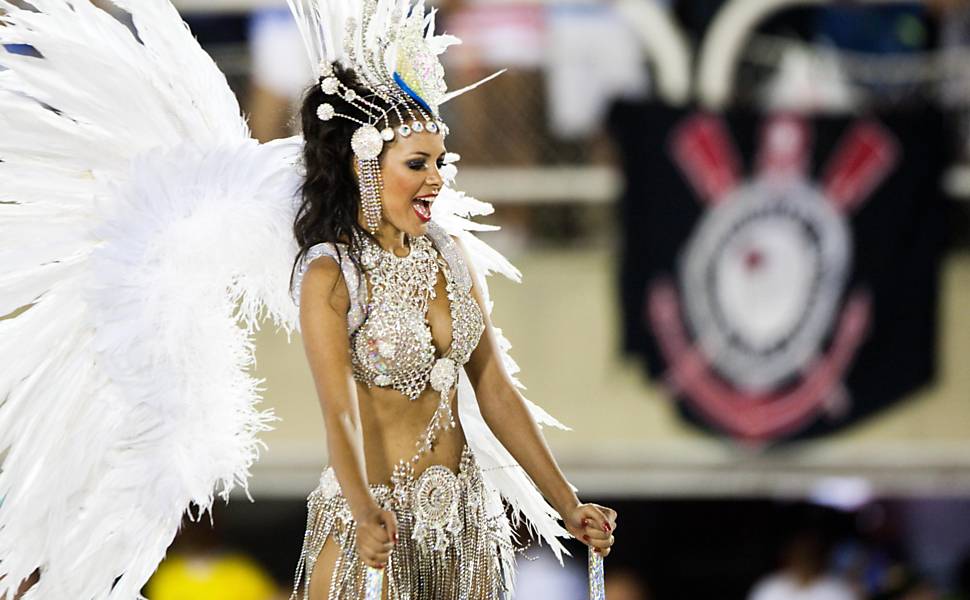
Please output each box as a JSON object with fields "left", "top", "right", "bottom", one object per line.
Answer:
{"left": 300, "top": 256, "right": 351, "bottom": 314}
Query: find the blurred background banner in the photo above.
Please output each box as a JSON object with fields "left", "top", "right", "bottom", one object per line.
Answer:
{"left": 612, "top": 103, "right": 948, "bottom": 443}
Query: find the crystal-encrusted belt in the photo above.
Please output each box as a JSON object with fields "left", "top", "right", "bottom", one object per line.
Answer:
{"left": 391, "top": 441, "right": 477, "bottom": 557}
{"left": 318, "top": 445, "right": 474, "bottom": 558}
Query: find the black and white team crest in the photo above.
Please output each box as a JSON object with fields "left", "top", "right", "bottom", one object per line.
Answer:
{"left": 647, "top": 115, "right": 898, "bottom": 441}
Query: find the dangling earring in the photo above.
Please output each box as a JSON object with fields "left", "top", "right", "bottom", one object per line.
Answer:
{"left": 357, "top": 157, "right": 383, "bottom": 234}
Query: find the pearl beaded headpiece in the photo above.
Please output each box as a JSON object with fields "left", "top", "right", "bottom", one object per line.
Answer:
{"left": 288, "top": 0, "right": 501, "bottom": 232}
{"left": 288, "top": 0, "right": 502, "bottom": 160}
{"left": 314, "top": 59, "right": 450, "bottom": 162}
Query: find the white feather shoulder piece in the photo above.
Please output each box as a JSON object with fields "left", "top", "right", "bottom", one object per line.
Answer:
{"left": 0, "top": 2, "right": 302, "bottom": 597}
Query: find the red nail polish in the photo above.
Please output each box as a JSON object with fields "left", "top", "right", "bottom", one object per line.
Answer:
{"left": 582, "top": 519, "right": 589, "bottom": 527}
{"left": 583, "top": 535, "right": 590, "bottom": 542}
{"left": 603, "top": 523, "right": 611, "bottom": 533}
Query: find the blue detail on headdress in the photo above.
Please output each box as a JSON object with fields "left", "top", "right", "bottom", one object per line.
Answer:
{"left": 393, "top": 72, "right": 434, "bottom": 116}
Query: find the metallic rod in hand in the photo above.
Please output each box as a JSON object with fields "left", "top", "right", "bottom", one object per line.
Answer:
{"left": 589, "top": 550, "right": 606, "bottom": 600}
{"left": 364, "top": 566, "right": 384, "bottom": 600}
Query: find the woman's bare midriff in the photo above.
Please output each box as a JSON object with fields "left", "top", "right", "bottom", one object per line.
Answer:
{"left": 355, "top": 380, "right": 467, "bottom": 485}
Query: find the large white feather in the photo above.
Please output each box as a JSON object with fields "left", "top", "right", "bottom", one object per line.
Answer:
{"left": 0, "top": 2, "right": 301, "bottom": 597}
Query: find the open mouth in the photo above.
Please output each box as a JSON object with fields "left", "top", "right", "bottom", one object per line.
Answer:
{"left": 412, "top": 198, "right": 432, "bottom": 223}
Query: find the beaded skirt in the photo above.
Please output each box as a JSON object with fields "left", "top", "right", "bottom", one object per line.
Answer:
{"left": 290, "top": 446, "right": 516, "bottom": 600}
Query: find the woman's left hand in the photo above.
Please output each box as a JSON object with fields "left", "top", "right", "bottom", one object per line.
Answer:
{"left": 562, "top": 502, "right": 618, "bottom": 557}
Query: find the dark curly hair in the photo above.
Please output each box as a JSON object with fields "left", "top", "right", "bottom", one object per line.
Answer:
{"left": 289, "top": 65, "right": 419, "bottom": 295}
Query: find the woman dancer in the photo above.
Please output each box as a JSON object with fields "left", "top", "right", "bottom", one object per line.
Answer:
{"left": 288, "top": 56, "right": 617, "bottom": 597}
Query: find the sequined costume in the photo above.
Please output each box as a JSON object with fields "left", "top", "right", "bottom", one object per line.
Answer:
{"left": 293, "top": 447, "right": 514, "bottom": 600}
{"left": 289, "top": 222, "right": 515, "bottom": 599}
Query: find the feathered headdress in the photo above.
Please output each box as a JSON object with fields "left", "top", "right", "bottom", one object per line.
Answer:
{"left": 286, "top": 0, "right": 502, "bottom": 232}
{"left": 287, "top": 0, "right": 500, "bottom": 120}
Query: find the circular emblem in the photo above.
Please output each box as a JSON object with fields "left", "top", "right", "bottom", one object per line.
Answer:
{"left": 412, "top": 465, "right": 460, "bottom": 531}
{"left": 679, "top": 179, "right": 850, "bottom": 392}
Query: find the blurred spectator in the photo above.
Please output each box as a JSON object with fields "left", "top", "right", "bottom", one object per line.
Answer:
{"left": 247, "top": 8, "right": 312, "bottom": 143}
{"left": 146, "top": 553, "right": 278, "bottom": 600}
{"left": 144, "top": 517, "right": 281, "bottom": 600}
{"left": 831, "top": 503, "right": 946, "bottom": 600}
{"left": 872, "top": 571, "right": 940, "bottom": 600}
{"left": 545, "top": 4, "right": 648, "bottom": 140}
{"left": 934, "top": 0, "right": 970, "bottom": 161}
{"left": 748, "top": 530, "right": 855, "bottom": 600}
{"left": 947, "top": 552, "right": 970, "bottom": 600}
{"left": 510, "top": 550, "right": 586, "bottom": 600}
{"left": 897, "top": 500, "right": 970, "bottom": 591}
{"left": 605, "top": 567, "right": 652, "bottom": 600}
{"left": 814, "top": 4, "right": 932, "bottom": 54}
{"left": 440, "top": 0, "right": 545, "bottom": 165}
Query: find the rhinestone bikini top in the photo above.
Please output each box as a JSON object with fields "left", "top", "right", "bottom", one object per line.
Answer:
{"left": 291, "top": 222, "right": 485, "bottom": 402}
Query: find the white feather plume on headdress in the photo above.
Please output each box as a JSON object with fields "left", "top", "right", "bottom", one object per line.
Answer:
{"left": 287, "top": 0, "right": 502, "bottom": 117}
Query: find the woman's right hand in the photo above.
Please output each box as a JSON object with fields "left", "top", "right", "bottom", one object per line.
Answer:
{"left": 354, "top": 504, "right": 398, "bottom": 569}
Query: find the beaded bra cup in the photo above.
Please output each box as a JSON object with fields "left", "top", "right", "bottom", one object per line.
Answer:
{"left": 350, "top": 228, "right": 483, "bottom": 402}
{"left": 292, "top": 222, "right": 484, "bottom": 400}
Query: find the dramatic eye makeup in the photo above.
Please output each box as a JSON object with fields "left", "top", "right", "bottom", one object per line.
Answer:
{"left": 405, "top": 153, "right": 447, "bottom": 171}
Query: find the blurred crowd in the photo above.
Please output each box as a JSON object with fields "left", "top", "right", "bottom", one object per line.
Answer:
{"left": 12, "top": 497, "right": 969, "bottom": 599}
{"left": 128, "top": 499, "right": 970, "bottom": 600}
{"left": 240, "top": 0, "right": 970, "bottom": 162}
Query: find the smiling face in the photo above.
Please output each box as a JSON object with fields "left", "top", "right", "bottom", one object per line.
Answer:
{"left": 371, "top": 131, "right": 446, "bottom": 239}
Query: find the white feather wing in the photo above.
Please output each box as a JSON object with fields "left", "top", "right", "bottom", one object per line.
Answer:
{"left": 0, "top": 2, "right": 301, "bottom": 597}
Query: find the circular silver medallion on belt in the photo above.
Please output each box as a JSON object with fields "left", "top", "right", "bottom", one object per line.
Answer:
{"left": 412, "top": 465, "right": 460, "bottom": 531}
